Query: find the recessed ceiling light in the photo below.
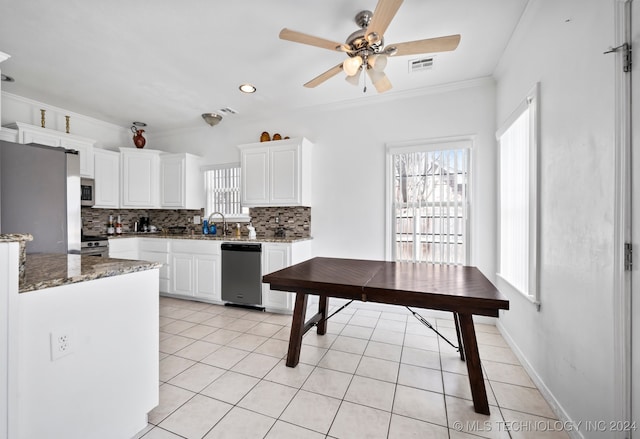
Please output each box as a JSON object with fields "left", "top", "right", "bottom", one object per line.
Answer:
{"left": 239, "top": 83, "right": 256, "bottom": 93}
{"left": 1, "top": 73, "right": 15, "bottom": 82}
{"left": 132, "top": 121, "right": 147, "bottom": 127}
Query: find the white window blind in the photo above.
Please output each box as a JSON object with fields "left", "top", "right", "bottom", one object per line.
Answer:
{"left": 391, "top": 145, "right": 470, "bottom": 264}
{"left": 497, "top": 83, "right": 539, "bottom": 303}
{"left": 203, "top": 164, "right": 248, "bottom": 218}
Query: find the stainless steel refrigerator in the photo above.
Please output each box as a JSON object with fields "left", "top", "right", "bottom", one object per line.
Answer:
{"left": 0, "top": 140, "right": 81, "bottom": 254}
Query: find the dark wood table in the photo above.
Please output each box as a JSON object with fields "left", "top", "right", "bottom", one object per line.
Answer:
{"left": 262, "top": 257, "right": 509, "bottom": 415}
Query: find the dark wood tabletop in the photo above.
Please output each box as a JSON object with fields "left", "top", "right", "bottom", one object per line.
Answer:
{"left": 262, "top": 257, "right": 509, "bottom": 316}
{"left": 262, "top": 256, "right": 509, "bottom": 416}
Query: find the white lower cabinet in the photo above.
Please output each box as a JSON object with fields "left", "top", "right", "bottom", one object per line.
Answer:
{"left": 108, "top": 237, "right": 311, "bottom": 311}
{"left": 262, "top": 244, "right": 291, "bottom": 310}
{"left": 139, "top": 238, "right": 170, "bottom": 293}
{"left": 108, "top": 237, "right": 139, "bottom": 260}
{"left": 170, "top": 240, "right": 221, "bottom": 302}
{"left": 262, "top": 240, "right": 312, "bottom": 312}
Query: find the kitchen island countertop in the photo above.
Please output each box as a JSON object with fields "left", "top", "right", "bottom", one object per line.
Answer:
{"left": 20, "top": 254, "right": 162, "bottom": 293}
{"left": 0, "top": 233, "right": 33, "bottom": 243}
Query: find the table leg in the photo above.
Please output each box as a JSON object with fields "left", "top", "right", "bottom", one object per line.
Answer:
{"left": 453, "top": 313, "right": 465, "bottom": 361}
{"left": 457, "top": 313, "right": 490, "bottom": 415}
{"left": 316, "top": 295, "right": 328, "bottom": 335}
{"left": 286, "top": 292, "right": 309, "bottom": 368}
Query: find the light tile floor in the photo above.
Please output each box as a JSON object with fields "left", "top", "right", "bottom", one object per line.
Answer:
{"left": 133, "top": 297, "right": 570, "bottom": 439}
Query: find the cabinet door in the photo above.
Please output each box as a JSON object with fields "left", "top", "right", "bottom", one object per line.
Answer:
{"left": 171, "top": 253, "right": 194, "bottom": 296}
{"left": 160, "top": 155, "right": 185, "bottom": 207}
{"left": 262, "top": 244, "right": 292, "bottom": 310}
{"left": 94, "top": 150, "right": 120, "bottom": 208}
{"left": 62, "top": 139, "right": 94, "bottom": 178}
{"left": 241, "top": 147, "right": 269, "bottom": 205}
{"left": 270, "top": 144, "right": 299, "bottom": 204}
{"left": 194, "top": 253, "right": 221, "bottom": 301}
{"left": 121, "top": 150, "right": 158, "bottom": 207}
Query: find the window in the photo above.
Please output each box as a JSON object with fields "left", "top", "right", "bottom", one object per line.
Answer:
{"left": 497, "top": 83, "right": 539, "bottom": 304}
{"left": 387, "top": 139, "right": 471, "bottom": 264}
{"left": 203, "top": 163, "right": 249, "bottom": 220}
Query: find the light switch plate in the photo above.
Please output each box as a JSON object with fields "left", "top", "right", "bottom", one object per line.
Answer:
{"left": 194, "top": 215, "right": 201, "bottom": 225}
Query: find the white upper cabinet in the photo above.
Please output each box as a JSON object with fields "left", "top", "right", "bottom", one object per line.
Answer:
{"left": 93, "top": 148, "right": 120, "bottom": 208}
{"left": 238, "top": 137, "right": 312, "bottom": 207}
{"left": 119, "top": 147, "right": 162, "bottom": 208}
{"left": 5, "top": 122, "right": 96, "bottom": 177}
{"left": 160, "top": 153, "right": 204, "bottom": 209}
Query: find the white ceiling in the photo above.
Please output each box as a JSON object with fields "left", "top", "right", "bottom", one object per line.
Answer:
{"left": 0, "top": 0, "right": 528, "bottom": 133}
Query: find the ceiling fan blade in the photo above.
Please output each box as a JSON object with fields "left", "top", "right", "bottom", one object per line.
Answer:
{"left": 365, "top": 0, "right": 404, "bottom": 44}
{"left": 304, "top": 63, "right": 344, "bottom": 88}
{"left": 279, "top": 28, "right": 348, "bottom": 52}
{"left": 366, "top": 69, "right": 393, "bottom": 93}
{"left": 386, "top": 34, "right": 461, "bottom": 56}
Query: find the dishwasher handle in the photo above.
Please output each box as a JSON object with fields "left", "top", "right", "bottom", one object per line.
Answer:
{"left": 221, "top": 243, "right": 262, "bottom": 252}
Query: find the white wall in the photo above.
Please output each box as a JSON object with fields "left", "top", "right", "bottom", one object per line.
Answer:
{"left": 493, "top": 0, "right": 617, "bottom": 434}
{"left": 153, "top": 80, "right": 498, "bottom": 276}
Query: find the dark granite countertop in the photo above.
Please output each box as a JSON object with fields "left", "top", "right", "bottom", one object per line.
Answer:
{"left": 108, "top": 233, "right": 313, "bottom": 244}
{"left": 20, "top": 254, "right": 162, "bottom": 293}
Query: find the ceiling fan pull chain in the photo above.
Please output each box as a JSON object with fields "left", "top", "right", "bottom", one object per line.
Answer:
{"left": 363, "top": 67, "right": 368, "bottom": 93}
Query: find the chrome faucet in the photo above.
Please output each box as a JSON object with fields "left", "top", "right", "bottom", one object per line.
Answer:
{"left": 207, "top": 211, "right": 227, "bottom": 236}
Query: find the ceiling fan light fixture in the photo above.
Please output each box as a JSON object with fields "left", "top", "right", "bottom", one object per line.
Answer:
{"left": 368, "top": 54, "right": 388, "bottom": 72}
{"left": 201, "top": 113, "right": 223, "bottom": 126}
{"left": 343, "top": 55, "right": 363, "bottom": 76}
{"left": 345, "top": 68, "right": 362, "bottom": 86}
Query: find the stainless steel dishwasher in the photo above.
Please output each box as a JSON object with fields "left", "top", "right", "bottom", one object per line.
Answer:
{"left": 221, "top": 242, "right": 263, "bottom": 307}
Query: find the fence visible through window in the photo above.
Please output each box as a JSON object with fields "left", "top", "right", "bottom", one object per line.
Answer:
{"left": 392, "top": 148, "right": 469, "bottom": 264}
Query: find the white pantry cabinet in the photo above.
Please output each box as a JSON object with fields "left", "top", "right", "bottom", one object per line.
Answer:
{"left": 120, "top": 147, "right": 162, "bottom": 208}
{"left": 170, "top": 240, "right": 221, "bottom": 302}
{"left": 5, "top": 122, "right": 96, "bottom": 177}
{"left": 239, "top": 137, "right": 313, "bottom": 207}
{"left": 93, "top": 148, "right": 120, "bottom": 208}
{"left": 160, "top": 153, "right": 204, "bottom": 209}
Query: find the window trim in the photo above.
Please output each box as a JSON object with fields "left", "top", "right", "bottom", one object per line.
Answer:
{"left": 385, "top": 136, "right": 474, "bottom": 263}
{"left": 496, "top": 82, "right": 540, "bottom": 307}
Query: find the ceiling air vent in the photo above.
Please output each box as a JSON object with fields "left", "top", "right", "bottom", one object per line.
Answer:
{"left": 409, "top": 57, "right": 434, "bottom": 73}
{"left": 219, "top": 107, "right": 238, "bottom": 115}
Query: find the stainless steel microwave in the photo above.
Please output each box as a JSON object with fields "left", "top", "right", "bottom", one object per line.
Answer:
{"left": 80, "top": 178, "right": 95, "bottom": 207}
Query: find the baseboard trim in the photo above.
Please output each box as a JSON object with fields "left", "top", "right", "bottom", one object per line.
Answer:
{"left": 496, "top": 320, "right": 584, "bottom": 439}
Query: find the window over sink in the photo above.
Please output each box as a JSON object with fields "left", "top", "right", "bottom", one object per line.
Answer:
{"left": 203, "top": 163, "right": 250, "bottom": 220}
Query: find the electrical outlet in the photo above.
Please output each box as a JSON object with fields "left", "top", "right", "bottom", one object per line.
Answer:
{"left": 50, "top": 329, "right": 74, "bottom": 361}
{"left": 193, "top": 215, "right": 201, "bottom": 225}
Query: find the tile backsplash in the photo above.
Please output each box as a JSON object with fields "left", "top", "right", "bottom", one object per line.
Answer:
{"left": 82, "top": 208, "right": 204, "bottom": 235}
{"left": 82, "top": 206, "right": 311, "bottom": 239}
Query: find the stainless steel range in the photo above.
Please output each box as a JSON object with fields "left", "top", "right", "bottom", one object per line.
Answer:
{"left": 81, "top": 235, "right": 109, "bottom": 257}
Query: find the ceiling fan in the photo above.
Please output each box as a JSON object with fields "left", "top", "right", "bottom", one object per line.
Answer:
{"left": 279, "top": 0, "right": 461, "bottom": 93}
